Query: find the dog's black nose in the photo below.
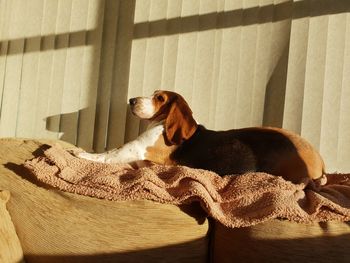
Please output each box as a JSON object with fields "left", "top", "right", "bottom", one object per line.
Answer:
{"left": 129, "top": 98, "right": 137, "bottom": 106}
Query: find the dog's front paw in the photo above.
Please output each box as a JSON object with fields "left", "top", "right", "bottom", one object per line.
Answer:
{"left": 77, "top": 152, "right": 106, "bottom": 162}
{"left": 66, "top": 147, "right": 85, "bottom": 156}
{"left": 77, "top": 152, "right": 94, "bottom": 160}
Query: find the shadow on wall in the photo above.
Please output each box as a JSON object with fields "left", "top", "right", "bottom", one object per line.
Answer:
{"left": 2, "top": 0, "right": 349, "bottom": 150}
{"left": 45, "top": 107, "right": 151, "bottom": 151}
{"left": 263, "top": 44, "right": 290, "bottom": 127}
{"left": 0, "top": 0, "right": 139, "bottom": 153}
{"left": 45, "top": 0, "right": 136, "bottom": 152}
{"left": 132, "top": 0, "right": 350, "bottom": 39}
{"left": 46, "top": 111, "right": 85, "bottom": 146}
{"left": 0, "top": 30, "right": 94, "bottom": 56}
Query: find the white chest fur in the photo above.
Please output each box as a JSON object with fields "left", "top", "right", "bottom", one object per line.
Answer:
{"left": 78, "top": 124, "right": 164, "bottom": 163}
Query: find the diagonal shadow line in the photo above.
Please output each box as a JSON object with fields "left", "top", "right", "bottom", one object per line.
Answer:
{"left": 0, "top": 30, "right": 95, "bottom": 56}
{"left": 133, "top": 0, "right": 350, "bottom": 39}
{"left": 1, "top": 0, "right": 349, "bottom": 54}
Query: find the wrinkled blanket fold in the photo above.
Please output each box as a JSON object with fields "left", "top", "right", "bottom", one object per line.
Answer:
{"left": 24, "top": 144, "right": 350, "bottom": 228}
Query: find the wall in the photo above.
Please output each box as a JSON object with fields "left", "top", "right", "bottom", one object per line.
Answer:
{"left": 0, "top": 0, "right": 349, "bottom": 172}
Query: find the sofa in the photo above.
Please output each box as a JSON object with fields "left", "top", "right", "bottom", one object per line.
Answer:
{"left": 1, "top": 138, "right": 350, "bottom": 263}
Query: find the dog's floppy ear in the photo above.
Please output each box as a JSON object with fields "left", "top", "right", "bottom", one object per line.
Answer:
{"left": 165, "top": 96, "right": 197, "bottom": 145}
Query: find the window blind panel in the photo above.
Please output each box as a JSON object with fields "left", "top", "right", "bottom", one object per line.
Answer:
{"left": 16, "top": 0, "right": 45, "bottom": 138}
{"left": 0, "top": 0, "right": 3, "bottom": 39}
{"left": 283, "top": 0, "right": 310, "bottom": 134}
{"left": 59, "top": 0, "right": 89, "bottom": 145}
{"left": 139, "top": 0, "right": 169, "bottom": 135}
{"left": 234, "top": 0, "right": 259, "bottom": 129}
{"left": 0, "top": 0, "right": 11, "bottom": 112}
{"left": 161, "top": 0, "right": 182, "bottom": 91}
{"left": 301, "top": 1, "right": 329, "bottom": 149}
{"left": 133, "top": 0, "right": 166, "bottom": 136}
{"left": 250, "top": 0, "right": 274, "bottom": 126}
{"left": 128, "top": 0, "right": 151, "bottom": 97}
{"left": 0, "top": 0, "right": 26, "bottom": 137}
{"left": 262, "top": 0, "right": 292, "bottom": 128}
{"left": 173, "top": 0, "right": 200, "bottom": 108}
{"left": 45, "top": 0, "right": 73, "bottom": 140}
{"left": 125, "top": 0, "right": 151, "bottom": 143}
{"left": 143, "top": 0, "right": 167, "bottom": 95}
{"left": 93, "top": 0, "right": 119, "bottom": 152}
{"left": 319, "top": 12, "right": 347, "bottom": 172}
{"left": 337, "top": 14, "right": 350, "bottom": 171}
{"left": 33, "top": 0, "right": 59, "bottom": 139}
{"left": 76, "top": 0, "right": 104, "bottom": 151}
{"left": 208, "top": 0, "right": 224, "bottom": 130}
{"left": 107, "top": 0, "right": 136, "bottom": 149}
{"left": 170, "top": 0, "right": 196, "bottom": 121}
{"left": 214, "top": 0, "right": 243, "bottom": 130}
{"left": 191, "top": 0, "right": 218, "bottom": 128}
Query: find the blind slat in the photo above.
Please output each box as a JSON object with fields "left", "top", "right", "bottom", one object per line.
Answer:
{"left": 301, "top": 5, "right": 329, "bottom": 149}
{"left": 0, "top": 0, "right": 26, "bottom": 137}
{"left": 16, "top": 0, "right": 45, "bottom": 137}
{"left": 34, "top": 0, "right": 59, "bottom": 139}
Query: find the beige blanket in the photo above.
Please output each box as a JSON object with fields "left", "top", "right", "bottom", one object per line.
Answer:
{"left": 24, "top": 144, "right": 350, "bottom": 228}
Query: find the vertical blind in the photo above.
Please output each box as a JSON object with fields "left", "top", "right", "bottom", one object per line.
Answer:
{"left": 0, "top": 0, "right": 349, "bottom": 172}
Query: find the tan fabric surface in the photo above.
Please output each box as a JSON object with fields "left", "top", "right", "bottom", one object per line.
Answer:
{"left": 0, "top": 190, "right": 25, "bottom": 263}
{"left": 24, "top": 141, "right": 350, "bottom": 229}
{"left": 0, "top": 138, "right": 208, "bottom": 263}
{"left": 212, "top": 220, "right": 350, "bottom": 263}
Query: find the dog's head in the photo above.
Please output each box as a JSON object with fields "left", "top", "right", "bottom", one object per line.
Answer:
{"left": 129, "top": 90, "right": 197, "bottom": 145}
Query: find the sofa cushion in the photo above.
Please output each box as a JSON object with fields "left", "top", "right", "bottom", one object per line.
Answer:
{"left": 212, "top": 220, "right": 350, "bottom": 263}
{"left": 0, "top": 190, "right": 25, "bottom": 263}
{"left": 0, "top": 138, "right": 209, "bottom": 263}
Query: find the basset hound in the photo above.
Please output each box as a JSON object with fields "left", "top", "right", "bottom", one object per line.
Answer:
{"left": 79, "top": 90, "right": 325, "bottom": 185}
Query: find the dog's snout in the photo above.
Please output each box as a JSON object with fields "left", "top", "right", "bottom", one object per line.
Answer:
{"left": 128, "top": 96, "right": 155, "bottom": 119}
{"left": 129, "top": 98, "right": 137, "bottom": 106}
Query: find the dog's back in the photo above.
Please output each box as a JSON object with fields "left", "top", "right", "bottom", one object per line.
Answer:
{"left": 171, "top": 125, "right": 324, "bottom": 184}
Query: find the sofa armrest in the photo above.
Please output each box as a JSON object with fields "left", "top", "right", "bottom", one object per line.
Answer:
{"left": 0, "top": 190, "right": 25, "bottom": 263}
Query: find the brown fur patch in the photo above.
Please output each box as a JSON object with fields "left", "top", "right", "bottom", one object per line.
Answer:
{"left": 145, "top": 135, "right": 178, "bottom": 165}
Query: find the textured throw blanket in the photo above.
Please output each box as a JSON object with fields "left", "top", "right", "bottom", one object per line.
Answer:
{"left": 24, "top": 144, "right": 350, "bottom": 228}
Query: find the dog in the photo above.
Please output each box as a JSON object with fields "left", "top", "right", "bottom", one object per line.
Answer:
{"left": 78, "top": 90, "right": 325, "bottom": 185}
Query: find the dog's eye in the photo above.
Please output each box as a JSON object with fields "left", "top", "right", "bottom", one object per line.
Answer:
{"left": 156, "top": 95, "right": 165, "bottom": 102}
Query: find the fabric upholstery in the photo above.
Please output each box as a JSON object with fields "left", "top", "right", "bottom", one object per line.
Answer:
{"left": 0, "top": 138, "right": 208, "bottom": 263}
{"left": 212, "top": 220, "right": 350, "bottom": 263}
{"left": 0, "top": 190, "right": 24, "bottom": 263}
